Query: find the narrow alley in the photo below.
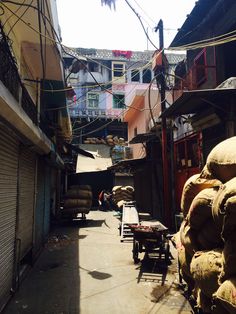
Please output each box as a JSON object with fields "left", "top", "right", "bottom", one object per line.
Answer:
{"left": 3, "top": 210, "right": 192, "bottom": 314}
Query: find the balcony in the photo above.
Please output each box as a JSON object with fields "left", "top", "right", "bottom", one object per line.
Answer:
{"left": 0, "top": 24, "right": 38, "bottom": 125}
{"left": 172, "top": 64, "right": 217, "bottom": 102}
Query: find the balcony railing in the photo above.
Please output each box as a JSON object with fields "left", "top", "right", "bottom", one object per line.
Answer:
{"left": 0, "top": 23, "right": 44, "bottom": 131}
{"left": 0, "top": 25, "right": 20, "bottom": 101}
{"left": 172, "top": 64, "right": 217, "bottom": 102}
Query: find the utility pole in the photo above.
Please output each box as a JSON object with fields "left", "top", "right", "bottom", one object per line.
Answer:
{"left": 154, "top": 19, "right": 170, "bottom": 227}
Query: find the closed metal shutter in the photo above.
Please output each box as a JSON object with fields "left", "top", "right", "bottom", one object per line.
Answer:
{"left": 0, "top": 126, "right": 18, "bottom": 311}
{"left": 43, "top": 165, "right": 51, "bottom": 239}
{"left": 17, "top": 147, "right": 36, "bottom": 260}
{"left": 34, "top": 158, "right": 45, "bottom": 255}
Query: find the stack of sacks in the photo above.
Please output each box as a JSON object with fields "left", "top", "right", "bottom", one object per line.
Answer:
{"left": 112, "top": 185, "right": 134, "bottom": 209}
{"left": 84, "top": 137, "right": 106, "bottom": 144}
{"left": 63, "top": 185, "right": 92, "bottom": 215}
{"left": 176, "top": 136, "right": 236, "bottom": 313}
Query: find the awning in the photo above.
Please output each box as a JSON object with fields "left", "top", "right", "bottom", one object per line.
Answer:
{"left": 129, "top": 132, "right": 157, "bottom": 144}
{"left": 108, "top": 157, "right": 146, "bottom": 172}
{"left": 64, "top": 143, "right": 95, "bottom": 159}
{"left": 76, "top": 155, "right": 112, "bottom": 173}
{"left": 161, "top": 88, "right": 236, "bottom": 118}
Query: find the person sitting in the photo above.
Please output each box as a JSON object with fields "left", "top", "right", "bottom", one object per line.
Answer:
{"left": 98, "top": 190, "right": 111, "bottom": 211}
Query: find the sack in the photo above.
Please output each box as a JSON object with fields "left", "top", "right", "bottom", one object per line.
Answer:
{"left": 69, "top": 185, "right": 92, "bottom": 191}
{"left": 190, "top": 249, "right": 222, "bottom": 297}
{"left": 219, "top": 237, "right": 236, "bottom": 283}
{"left": 181, "top": 174, "right": 221, "bottom": 217}
{"left": 171, "top": 231, "right": 182, "bottom": 250}
{"left": 222, "top": 196, "right": 236, "bottom": 240}
{"left": 197, "top": 289, "right": 228, "bottom": 314}
{"left": 112, "top": 186, "right": 122, "bottom": 193}
{"left": 187, "top": 187, "right": 218, "bottom": 230}
{"left": 214, "top": 278, "right": 236, "bottom": 314}
{"left": 125, "top": 186, "right": 134, "bottom": 192}
{"left": 179, "top": 220, "right": 199, "bottom": 257}
{"left": 178, "top": 246, "right": 195, "bottom": 290}
{"left": 64, "top": 198, "right": 91, "bottom": 209}
{"left": 117, "top": 200, "right": 125, "bottom": 209}
{"left": 65, "top": 189, "right": 92, "bottom": 200}
{"left": 197, "top": 219, "right": 223, "bottom": 251}
{"left": 196, "top": 290, "right": 212, "bottom": 313}
{"left": 201, "top": 136, "right": 236, "bottom": 183}
{"left": 212, "top": 177, "right": 236, "bottom": 233}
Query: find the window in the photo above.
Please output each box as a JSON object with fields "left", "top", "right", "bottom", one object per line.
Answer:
{"left": 131, "top": 70, "right": 140, "bottom": 82}
{"left": 142, "top": 69, "right": 152, "bottom": 83}
{"left": 88, "top": 61, "right": 99, "bottom": 72}
{"left": 87, "top": 93, "right": 99, "bottom": 108}
{"left": 113, "top": 93, "right": 125, "bottom": 109}
{"left": 194, "top": 49, "right": 207, "bottom": 86}
{"left": 112, "top": 62, "right": 125, "bottom": 77}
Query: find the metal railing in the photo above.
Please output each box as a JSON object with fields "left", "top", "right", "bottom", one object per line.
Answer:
{"left": 0, "top": 23, "right": 41, "bottom": 129}
{"left": 172, "top": 64, "right": 217, "bottom": 102}
{"left": 0, "top": 24, "right": 20, "bottom": 101}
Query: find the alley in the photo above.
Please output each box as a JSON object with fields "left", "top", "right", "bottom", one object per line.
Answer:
{"left": 4, "top": 210, "right": 192, "bottom": 314}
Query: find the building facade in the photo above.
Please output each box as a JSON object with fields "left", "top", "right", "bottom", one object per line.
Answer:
{"left": 164, "top": 0, "right": 236, "bottom": 211}
{"left": 0, "top": 1, "right": 72, "bottom": 310}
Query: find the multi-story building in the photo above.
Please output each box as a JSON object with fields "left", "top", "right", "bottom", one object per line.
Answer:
{"left": 0, "top": 1, "right": 72, "bottom": 310}
{"left": 163, "top": 0, "right": 236, "bottom": 210}
{"left": 64, "top": 47, "right": 183, "bottom": 144}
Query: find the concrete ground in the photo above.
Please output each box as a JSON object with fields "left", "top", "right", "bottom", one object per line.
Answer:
{"left": 3, "top": 210, "right": 193, "bottom": 314}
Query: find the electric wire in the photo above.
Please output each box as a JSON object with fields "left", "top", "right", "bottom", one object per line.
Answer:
{"left": 124, "top": 0, "right": 159, "bottom": 51}
{"left": 4, "top": 1, "right": 236, "bottom": 55}
{"left": 132, "top": 0, "right": 155, "bottom": 25}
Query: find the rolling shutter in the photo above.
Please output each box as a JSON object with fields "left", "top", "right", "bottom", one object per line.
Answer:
{"left": 17, "top": 147, "right": 36, "bottom": 260}
{"left": 0, "top": 127, "right": 18, "bottom": 311}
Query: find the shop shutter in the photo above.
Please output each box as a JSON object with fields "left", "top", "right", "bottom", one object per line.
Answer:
{"left": 0, "top": 127, "right": 18, "bottom": 311}
{"left": 34, "top": 158, "right": 45, "bottom": 255}
{"left": 17, "top": 147, "right": 36, "bottom": 260}
{"left": 43, "top": 165, "right": 51, "bottom": 239}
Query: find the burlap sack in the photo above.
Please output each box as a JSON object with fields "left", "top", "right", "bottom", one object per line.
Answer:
{"left": 171, "top": 231, "right": 182, "bottom": 250}
{"left": 179, "top": 220, "right": 199, "bottom": 257}
{"left": 212, "top": 177, "right": 236, "bottom": 233}
{"left": 65, "top": 189, "right": 92, "bottom": 200}
{"left": 221, "top": 196, "right": 236, "bottom": 241}
{"left": 187, "top": 187, "right": 218, "bottom": 230}
{"left": 190, "top": 249, "right": 222, "bottom": 297}
{"left": 219, "top": 237, "right": 236, "bottom": 283}
{"left": 112, "top": 186, "right": 122, "bottom": 193}
{"left": 196, "top": 289, "right": 212, "bottom": 313}
{"left": 197, "top": 289, "right": 228, "bottom": 314}
{"left": 197, "top": 219, "right": 223, "bottom": 251}
{"left": 181, "top": 174, "right": 221, "bottom": 217}
{"left": 117, "top": 200, "right": 125, "bottom": 209}
{"left": 178, "top": 246, "right": 195, "bottom": 290}
{"left": 200, "top": 136, "right": 236, "bottom": 183}
{"left": 214, "top": 278, "right": 236, "bottom": 314}
{"left": 69, "top": 185, "right": 92, "bottom": 191}
{"left": 64, "top": 198, "right": 91, "bottom": 209}
{"left": 125, "top": 186, "right": 134, "bottom": 192}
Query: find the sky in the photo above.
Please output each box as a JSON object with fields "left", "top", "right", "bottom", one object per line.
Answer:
{"left": 56, "top": 0, "right": 196, "bottom": 51}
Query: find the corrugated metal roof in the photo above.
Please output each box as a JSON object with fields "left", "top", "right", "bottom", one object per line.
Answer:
{"left": 170, "top": 0, "right": 216, "bottom": 47}
{"left": 161, "top": 88, "right": 236, "bottom": 117}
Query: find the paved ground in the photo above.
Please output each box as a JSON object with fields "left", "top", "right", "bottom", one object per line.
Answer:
{"left": 3, "top": 210, "right": 193, "bottom": 314}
